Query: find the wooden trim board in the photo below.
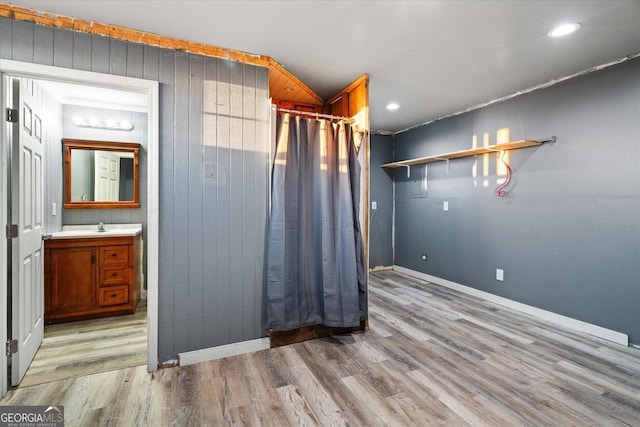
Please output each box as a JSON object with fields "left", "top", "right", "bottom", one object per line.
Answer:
{"left": 393, "top": 265, "right": 629, "bottom": 346}
{"left": 0, "top": 4, "right": 270, "bottom": 67}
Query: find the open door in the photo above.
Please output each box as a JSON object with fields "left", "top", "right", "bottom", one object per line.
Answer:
{"left": 8, "top": 77, "right": 45, "bottom": 386}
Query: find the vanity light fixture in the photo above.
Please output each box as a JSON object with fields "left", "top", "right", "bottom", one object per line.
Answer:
{"left": 547, "top": 22, "right": 581, "bottom": 38}
{"left": 72, "top": 116, "right": 134, "bottom": 131}
{"left": 386, "top": 102, "right": 400, "bottom": 111}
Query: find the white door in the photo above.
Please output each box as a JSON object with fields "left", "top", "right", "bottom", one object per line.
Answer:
{"left": 9, "top": 77, "right": 44, "bottom": 386}
{"left": 95, "top": 151, "right": 120, "bottom": 201}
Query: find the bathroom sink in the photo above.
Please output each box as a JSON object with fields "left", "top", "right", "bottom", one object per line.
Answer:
{"left": 50, "top": 224, "right": 142, "bottom": 239}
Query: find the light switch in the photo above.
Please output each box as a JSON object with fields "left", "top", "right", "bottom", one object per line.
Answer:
{"left": 443, "top": 201, "right": 449, "bottom": 211}
{"left": 52, "top": 202, "right": 57, "bottom": 216}
{"left": 372, "top": 201, "right": 377, "bottom": 210}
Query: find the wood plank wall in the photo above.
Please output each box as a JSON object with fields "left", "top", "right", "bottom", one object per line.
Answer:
{"left": 327, "top": 74, "right": 369, "bottom": 131}
{"left": 0, "top": 17, "right": 271, "bottom": 363}
{"left": 271, "top": 98, "right": 324, "bottom": 114}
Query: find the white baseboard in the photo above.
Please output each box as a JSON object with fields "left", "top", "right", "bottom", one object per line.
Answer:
{"left": 393, "top": 265, "right": 629, "bottom": 346}
{"left": 178, "top": 338, "right": 271, "bottom": 367}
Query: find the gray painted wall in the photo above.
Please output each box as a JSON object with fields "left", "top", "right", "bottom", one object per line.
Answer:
{"left": 393, "top": 58, "right": 640, "bottom": 344}
{"left": 369, "top": 134, "right": 394, "bottom": 268}
{"left": 0, "top": 18, "right": 271, "bottom": 362}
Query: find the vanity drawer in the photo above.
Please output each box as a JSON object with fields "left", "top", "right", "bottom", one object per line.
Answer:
{"left": 99, "top": 266, "right": 129, "bottom": 286}
{"left": 98, "top": 286, "right": 129, "bottom": 306}
{"left": 99, "top": 245, "right": 129, "bottom": 265}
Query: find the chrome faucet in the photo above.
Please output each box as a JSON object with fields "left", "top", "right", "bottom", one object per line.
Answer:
{"left": 97, "top": 222, "right": 106, "bottom": 232}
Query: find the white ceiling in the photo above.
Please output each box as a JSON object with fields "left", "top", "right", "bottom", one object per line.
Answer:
{"left": 9, "top": 1, "right": 640, "bottom": 133}
{"left": 40, "top": 80, "right": 148, "bottom": 112}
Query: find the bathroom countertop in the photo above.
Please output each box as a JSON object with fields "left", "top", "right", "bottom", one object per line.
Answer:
{"left": 49, "top": 223, "right": 143, "bottom": 240}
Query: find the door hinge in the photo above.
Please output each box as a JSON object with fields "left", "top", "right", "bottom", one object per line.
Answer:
{"left": 6, "top": 224, "right": 18, "bottom": 239}
{"left": 6, "top": 108, "right": 17, "bottom": 123}
{"left": 6, "top": 340, "right": 17, "bottom": 358}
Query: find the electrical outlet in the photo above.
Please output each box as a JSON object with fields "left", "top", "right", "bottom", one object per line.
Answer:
{"left": 52, "top": 202, "right": 57, "bottom": 216}
{"left": 443, "top": 201, "right": 449, "bottom": 211}
{"left": 372, "top": 201, "right": 377, "bottom": 210}
{"left": 496, "top": 269, "right": 504, "bottom": 281}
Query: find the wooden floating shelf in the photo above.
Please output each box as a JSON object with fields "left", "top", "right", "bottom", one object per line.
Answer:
{"left": 380, "top": 138, "right": 554, "bottom": 169}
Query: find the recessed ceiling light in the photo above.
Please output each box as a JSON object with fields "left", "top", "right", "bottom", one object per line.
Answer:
{"left": 386, "top": 102, "right": 400, "bottom": 111}
{"left": 548, "top": 22, "right": 581, "bottom": 38}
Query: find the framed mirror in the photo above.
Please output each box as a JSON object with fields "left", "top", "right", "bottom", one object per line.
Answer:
{"left": 63, "top": 139, "right": 140, "bottom": 209}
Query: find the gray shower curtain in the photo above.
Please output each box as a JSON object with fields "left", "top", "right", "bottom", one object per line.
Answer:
{"left": 266, "top": 113, "right": 367, "bottom": 331}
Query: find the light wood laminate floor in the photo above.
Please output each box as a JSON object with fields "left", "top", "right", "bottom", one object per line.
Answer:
{"left": 19, "top": 299, "right": 147, "bottom": 387}
{"left": 3, "top": 271, "right": 639, "bottom": 426}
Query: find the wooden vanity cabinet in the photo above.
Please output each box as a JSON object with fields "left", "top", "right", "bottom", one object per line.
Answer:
{"left": 44, "top": 235, "right": 141, "bottom": 324}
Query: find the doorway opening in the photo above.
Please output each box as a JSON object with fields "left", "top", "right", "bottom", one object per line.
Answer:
{"left": 0, "top": 60, "right": 159, "bottom": 396}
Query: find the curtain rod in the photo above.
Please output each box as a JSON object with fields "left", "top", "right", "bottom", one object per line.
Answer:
{"left": 274, "top": 106, "right": 354, "bottom": 122}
